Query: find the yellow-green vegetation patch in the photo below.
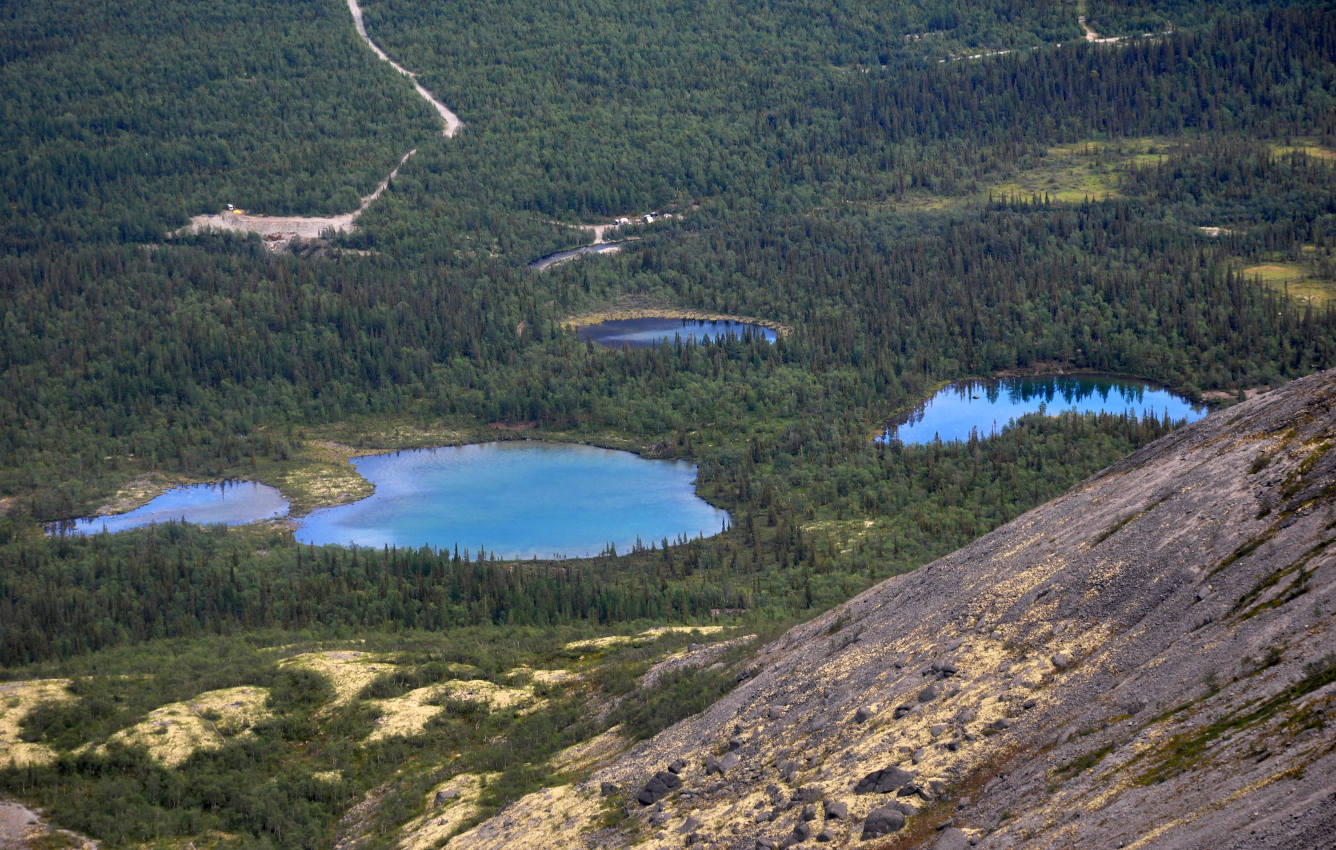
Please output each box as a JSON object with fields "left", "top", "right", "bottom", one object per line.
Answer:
{"left": 256, "top": 419, "right": 474, "bottom": 514}
{"left": 563, "top": 625, "right": 726, "bottom": 652}
{"left": 367, "top": 685, "right": 450, "bottom": 742}
{"left": 1243, "top": 263, "right": 1336, "bottom": 306}
{"left": 984, "top": 136, "right": 1175, "bottom": 204}
{"left": 803, "top": 518, "right": 879, "bottom": 554}
{"left": 548, "top": 726, "right": 629, "bottom": 774}
{"left": 0, "top": 679, "right": 73, "bottom": 767}
{"left": 436, "top": 679, "right": 533, "bottom": 711}
{"left": 92, "top": 473, "right": 197, "bottom": 516}
{"left": 445, "top": 784, "right": 598, "bottom": 850}
{"left": 368, "top": 680, "right": 536, "bottom": 743}
{"left": 1271, "top": 143, "right": 1336, "bottom": 161}
{"left": 278, "top": 650, "right": 384, "bottom": 704}
{"left": 514, "top": 668, "right": 580, "bottom": 687}
{"left": 270, "top": 440, "right": 374, "bottom": 515}
{"left": 101, "top": 686, "right": 270, "bottom": 767}
{"left": 397, "top": 772, "right": 496, "bottom": 850}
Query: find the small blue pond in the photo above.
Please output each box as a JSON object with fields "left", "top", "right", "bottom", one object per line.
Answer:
{"left": 48, "top": 482, "right": 290, "bottom": 535}
{"left": 293, "top": 442, "right": 729, "bottom": 558}
{"left": 882, "top": 376, "right": 1206, "bottom": 445}
{"left": 577, "top": 318, "right": 777, "bottom": 348}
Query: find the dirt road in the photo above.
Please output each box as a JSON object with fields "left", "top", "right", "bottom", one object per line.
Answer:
{"left": 177, "top": 148, "right": 417, "bottom": 250}
{"left": 176, "top": 0, "right": 462, "bottom": 250}
{"left": 347, "top": 0, "right": 461, "bottom": 137}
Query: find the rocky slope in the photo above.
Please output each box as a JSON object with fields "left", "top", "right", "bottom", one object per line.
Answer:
{"left": 441, "top": 368, "right": 1336, "bottom": 849}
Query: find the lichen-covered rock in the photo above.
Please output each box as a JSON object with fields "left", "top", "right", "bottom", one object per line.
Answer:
{"left": 705, "top": 752, "right": 740, "bottom": 775}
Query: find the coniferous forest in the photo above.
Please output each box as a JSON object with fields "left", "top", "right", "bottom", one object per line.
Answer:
{"left": 2, "top": 0, "right": 1335, "bottom": 845}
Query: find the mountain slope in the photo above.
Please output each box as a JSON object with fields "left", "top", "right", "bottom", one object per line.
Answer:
{"left": 439, "top": 369, "right": 1336, "bottom": 849}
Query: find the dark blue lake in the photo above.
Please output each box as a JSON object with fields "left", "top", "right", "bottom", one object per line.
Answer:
{"left": 577, "top": 318, "right": 777, "bottom": 348}
{"left": 882, "top": 376, "right": 1206, "bottom": 445}
{"left": 293, "top": 442, "right": 729, "bottom": 558}
{"left": 48, "top": 482, "right": 289, "bottom": 535}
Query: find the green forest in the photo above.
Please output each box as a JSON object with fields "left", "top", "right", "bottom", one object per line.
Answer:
{"left": 2, "top": 0, "right": 1335, "bottom": 846}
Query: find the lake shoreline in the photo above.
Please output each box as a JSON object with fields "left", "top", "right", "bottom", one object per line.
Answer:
{"left": 875, "top": 364, "right": 1227, "bottom": 441}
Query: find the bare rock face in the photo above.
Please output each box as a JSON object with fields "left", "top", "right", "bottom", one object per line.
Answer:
{"left": 444, "top": 369, "right": 1336, "bottom": 849}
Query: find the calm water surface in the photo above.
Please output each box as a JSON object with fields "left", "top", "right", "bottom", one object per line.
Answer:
{"left": 49, "top": 482, "right": 289, "bottom": 535}
{"left": 883, "top": 376, "right": 1206, "bottom": 445}
{"left": 528, "top": 242, "right": 625, "bottom": 271}
{"left": 294, "top": 442, "right": 729, "bottom": 558}
{"left": 578, "top": 318, "right": 777, "bottom": 348}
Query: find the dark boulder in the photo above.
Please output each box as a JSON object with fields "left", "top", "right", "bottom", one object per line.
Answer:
{"left": 853, "top": 766, "right": 913, "bottom": 794}
{"left": 823, "top": 800, "right": 848, "bottom": 820}
{"left": 635, "top": 771, "right": 683, "bottom": 806}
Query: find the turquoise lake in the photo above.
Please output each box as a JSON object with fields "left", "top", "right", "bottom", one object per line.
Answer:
{"left": 49, "top": 481, "right": 289, "bottom": 535}
{"left": 577, "top": 318, "right": 777, "bottom": 348}
{"left": 293, "top": 442, "right": 730, "bottom": 558}
{"left": 883, "top": 376, "right": 1207, "bottom": 445}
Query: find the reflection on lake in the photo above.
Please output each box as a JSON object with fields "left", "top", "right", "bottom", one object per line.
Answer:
{"left": 48, "top": 482, "right": 290, "bottom": 535}
{"left": 882, "top": 376, "right": 1206, "bottom": 445}
{"left": 293, "top": 442, "right": 729, "bottom": 559}
{"left": 577, "top": 318, "right": 777, "bottom": 348}
{"left": 528, "top": 242, "right": 625, "bottom": 271}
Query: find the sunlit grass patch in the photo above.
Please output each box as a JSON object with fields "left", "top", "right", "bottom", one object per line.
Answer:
{"left": 1271, "top": 142, "right": 1336, "bottom": 161}
{"left": 562, "top": 625, "right": 725, "bottom": 653}
{"left": 1243, "top": 263, "right": 1336, "bottom": 307}
{"left": 397, "top": 772, "right": 496, "bottom": 850}
{"left": 0, "top": 679, "right": 73, "bottom": 767}
{"left": 99, "top": 686, "right": 270, "bottom": 767}
{"left": 278, "top": 650, "right": 385, "bottom": 704}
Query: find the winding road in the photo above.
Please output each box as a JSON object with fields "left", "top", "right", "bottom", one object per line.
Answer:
{"left": 177, "top": 0, "right": 460, "bottom": 249}
{"left": 346, "top": 0, "right": 462, "bottom": 137}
